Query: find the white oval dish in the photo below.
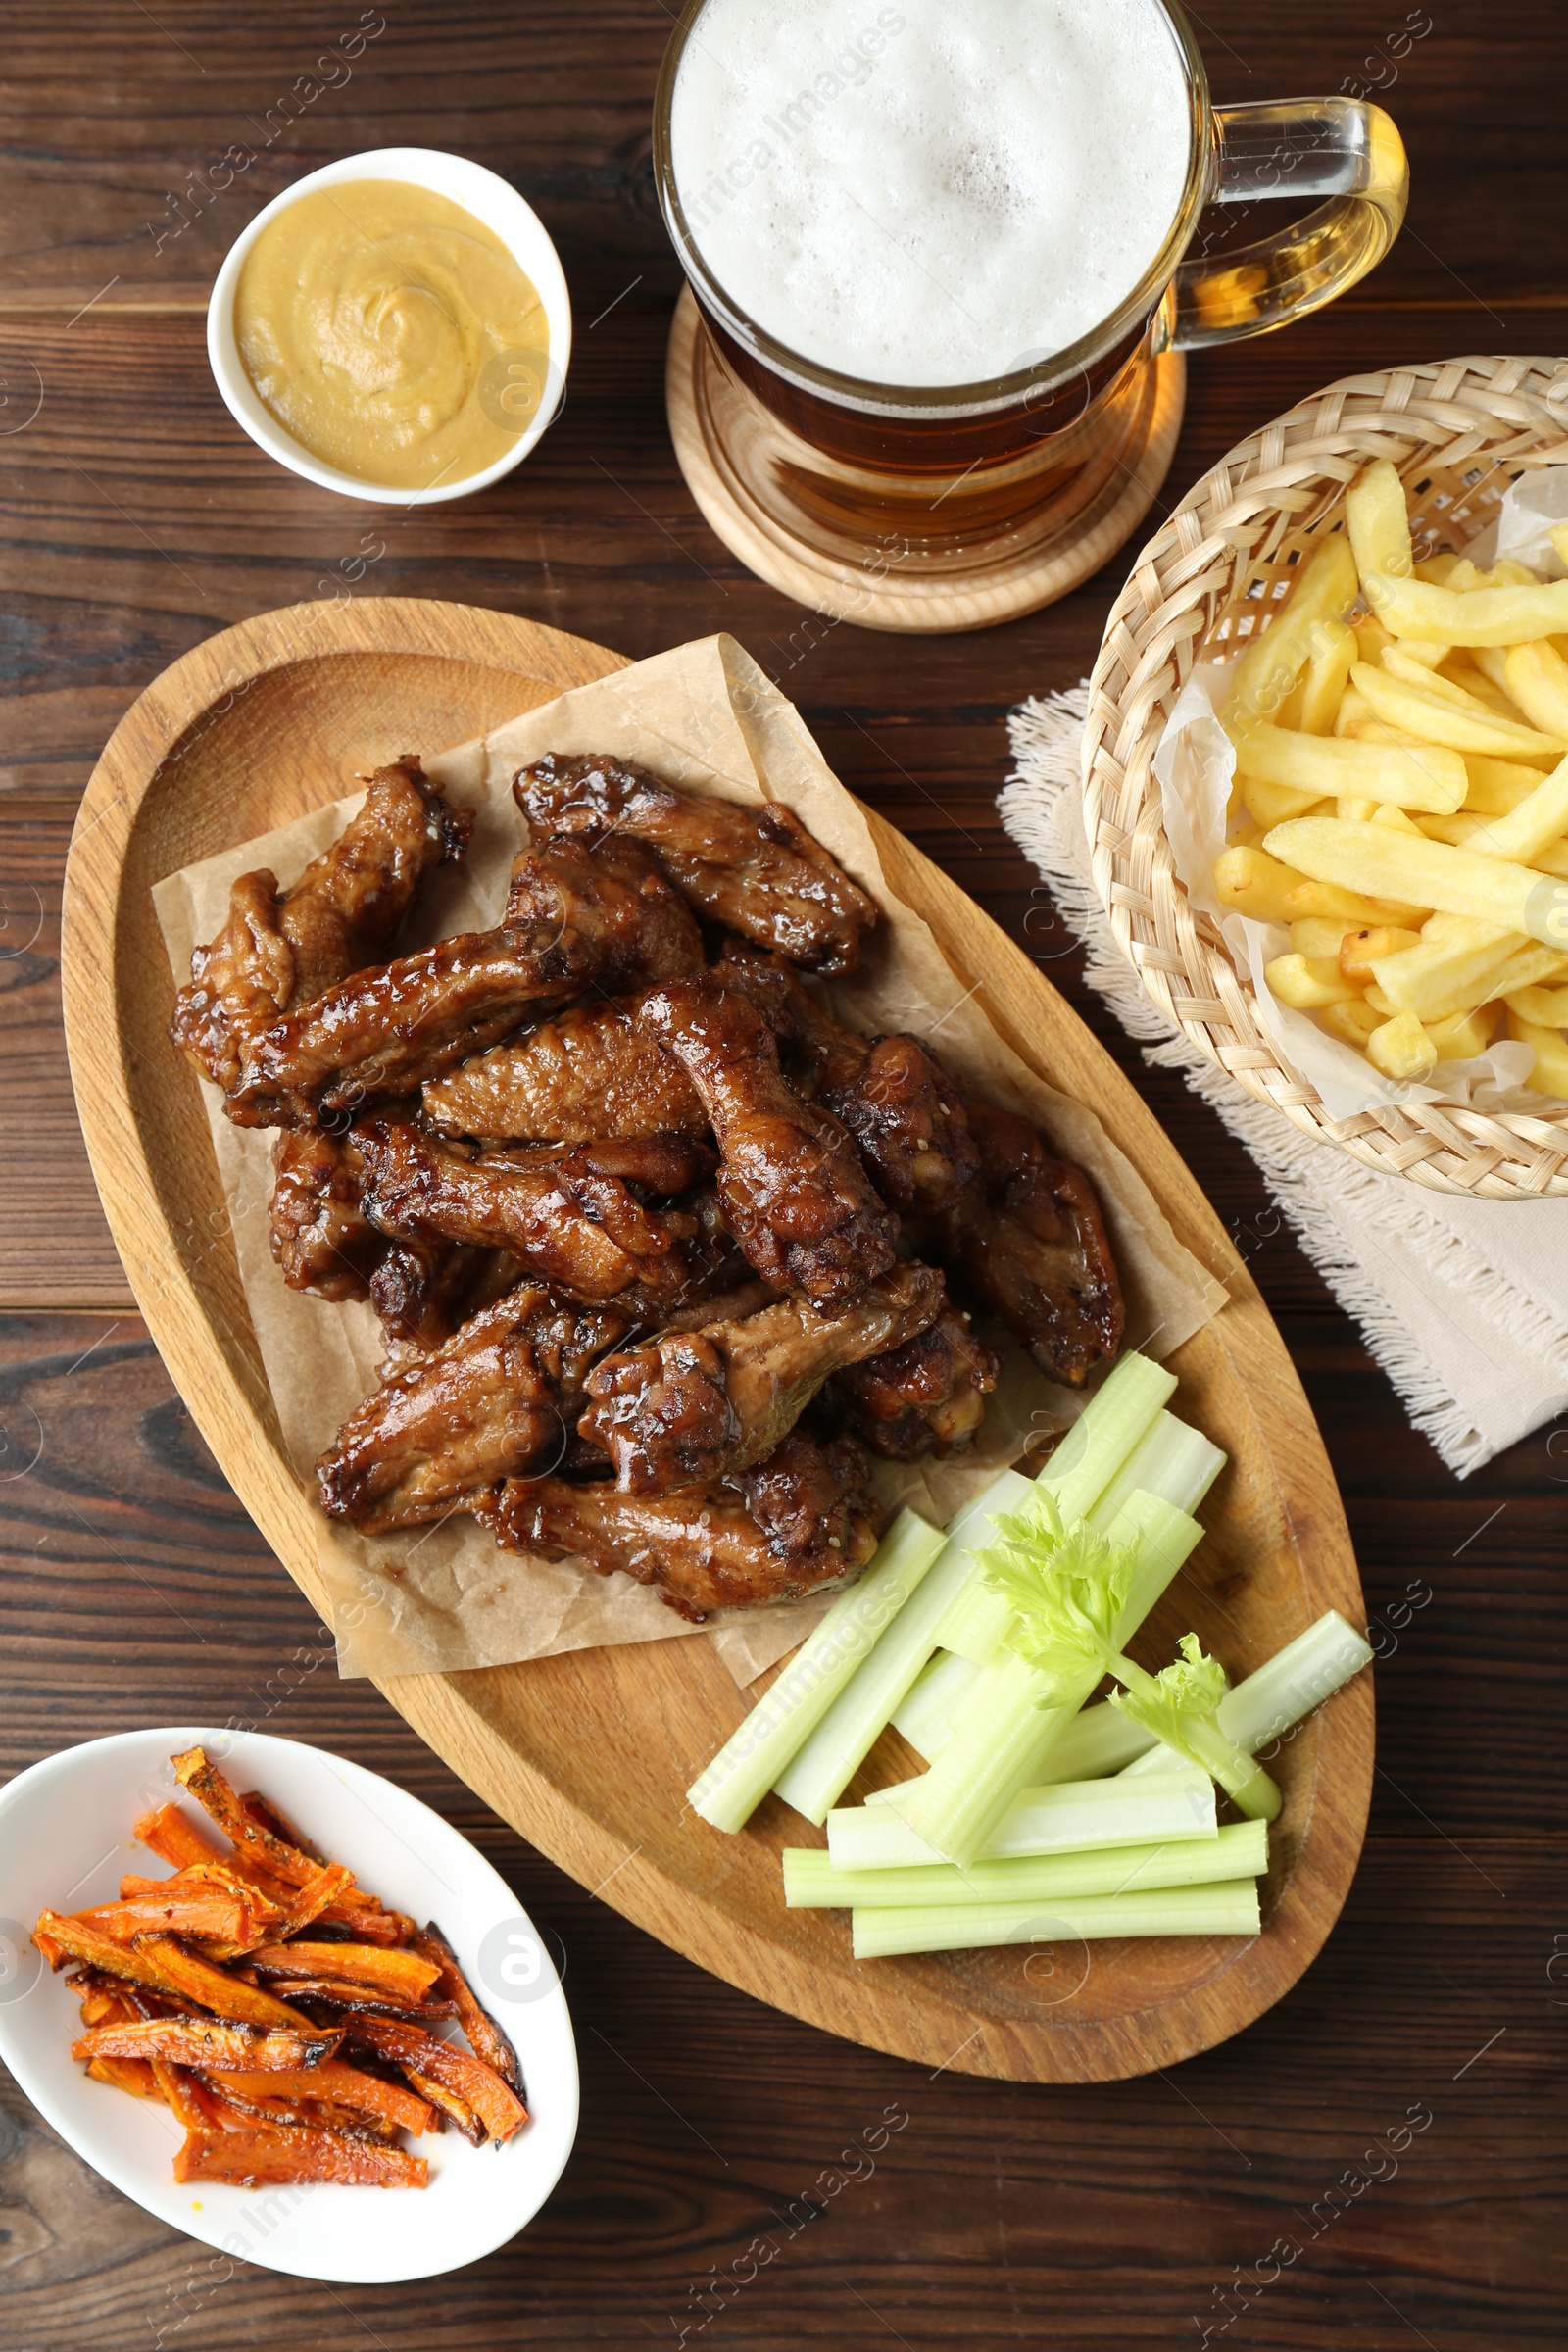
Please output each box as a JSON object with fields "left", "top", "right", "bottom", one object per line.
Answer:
{"left": 0, "top": 1726, "right": 578, "bottom": 2283}
{"left": 207, "top": 146, "right": 572, "bottom": 505}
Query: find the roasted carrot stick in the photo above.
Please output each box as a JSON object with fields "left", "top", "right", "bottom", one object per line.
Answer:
{"left": 173, "top": 2124, "right": 428, "bottom": 2189}
{"left": 349, "top": 2018, "right": 527, "bottom": 2144}
{"left": 171, "top": 1750, "right": 320, "bottom": 1889}
{"left": 34, "top": 1916, "right": 313, "bottom": 2029}
{"left": 70, "top": 1893, "right": 255, "bottom": 1945}
{"left": 403, "top": 2066, "right": 482, "bottom": 2145}
{"left": 251, "top": 1978, "right": 455, "bottom": 2021}
{"left": 411, "top": 1922, "right": 523, "bottom": 2094}
{"left": 212, "top": 2063, "right": 436, "bottom": 2135}
{"left": 245, "top": 1942, "right": 441, "bottom": 2001}
{"left": 85, "top": 2054, "right": 161, "bottom": 2098}
{"left": 71, "top": 2020, "right": 339, "bottom": 2071}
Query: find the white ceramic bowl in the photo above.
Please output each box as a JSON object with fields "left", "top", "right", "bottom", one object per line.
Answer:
{"left": 207, "top": 147, "right": 572, "bottom": 505}
{"left": 0, "top": 1726, "right": 578, "bottom": 2282}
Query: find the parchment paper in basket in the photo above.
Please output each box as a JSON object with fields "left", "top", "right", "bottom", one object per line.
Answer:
{"left": 155, "top": 633, "right": 1222, "bottom": 1689}
{"left": 1153, "top": 666, "right": 1538, "bottom": 1124}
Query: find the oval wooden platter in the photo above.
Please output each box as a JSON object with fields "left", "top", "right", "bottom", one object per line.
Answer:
{"left": 60, "top": 597, "right": 1371, "bottom": 2083}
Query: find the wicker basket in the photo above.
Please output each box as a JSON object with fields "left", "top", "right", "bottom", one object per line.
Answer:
{"left": 1083, "top": 353, "right": 1568, "bottom": 1199}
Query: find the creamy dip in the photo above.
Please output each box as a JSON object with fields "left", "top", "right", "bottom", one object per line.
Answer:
{"left": 234, "top": 180, "right": 550, "bottom": 490}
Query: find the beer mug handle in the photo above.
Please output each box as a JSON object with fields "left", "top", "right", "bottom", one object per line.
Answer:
{"left": 1162, "top": 98, "right": 1408, "bottom": 351}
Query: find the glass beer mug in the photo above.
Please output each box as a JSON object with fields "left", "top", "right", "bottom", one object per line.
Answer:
{"left": 654, "top": 0, "right": 1408, "bottom": 629}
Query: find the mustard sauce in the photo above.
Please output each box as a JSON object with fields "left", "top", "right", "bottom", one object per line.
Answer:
{"left": 234, "top": 180, "right": 550, "bottom": 490}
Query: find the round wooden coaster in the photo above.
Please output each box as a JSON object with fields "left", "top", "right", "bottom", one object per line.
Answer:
{"left": 664, "top": 288, "right": 1188, "bottom": 635}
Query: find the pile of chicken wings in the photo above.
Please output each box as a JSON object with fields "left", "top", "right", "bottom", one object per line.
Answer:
{"left": 172, "top": 753, "right": 1124, "bottom": 1621}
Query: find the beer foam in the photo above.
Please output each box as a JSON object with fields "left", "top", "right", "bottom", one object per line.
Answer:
{"left": 670, "top": 0, "right": 1192, "bottom": 389}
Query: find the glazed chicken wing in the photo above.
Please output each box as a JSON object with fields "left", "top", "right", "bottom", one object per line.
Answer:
{"left": 318, "top": 1287, "right": 632, "bottom": 1534}
{"left": 712, "top": 941, "right": 980, "bottom": 1214}
{"left": 230, "top": 832, "right": 703, "bottom": 1127}
{"left": 422, "top": 994, "right": 706, "bottom": 1144}
{"left": 269, "top": 1126, "right": 388, "bottom": 1301}
{"left": 268, "top": 1116, "right": 518, "bottom": 1354}
{"left": 477, "top": 1431, "right": 880, "bottom": 1619}
{"left": 172, "top": 759, "right": 471, "bottom": 1097}
{"left": 713, "top": 947, "right": 1121, "bottom": 1387}
{"left": 637, "top": 980, "right": 896, "bottom": 1308}
{"left": 830, "top": 1302, "right": 1001, "bottom": 1459}
{"left": 578, "top": 1260, "right": 945, "bottom": 1494}
{"left": 514, "top": 753, "right": 878, "bottom": 974}
{"left": 354, "top": 1119, "right": 721, "bottom": 1315}
{"left": 938, "top": 1096, "right": 1124, "bottom": 1387}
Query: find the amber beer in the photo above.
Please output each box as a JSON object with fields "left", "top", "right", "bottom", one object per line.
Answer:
{"left": 654, "top": 0, "right": 1409, "bottom": 614}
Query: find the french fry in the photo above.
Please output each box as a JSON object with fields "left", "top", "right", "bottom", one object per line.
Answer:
{"left": 1425, "top": 1002, "right": 1504, "bottom": 1059}
{"left": 1333, "top": 682, "right": 1375, "bottom": 736}
{"left": 1371, "top": 804, "right": 1424, "bottom": 836}
{"left": 1346, "top": 459, "right": 1413, "bottom": 587}
{"left": 1287, "top": 879, "right": 1430, "bottom": 926}
{"left": 1263, "top": 954, "right": 1363, "bottom": 1008}
{"left": 1365, "top": 1012, "right": 1438, "bottom": 1080}
{"left": 1348, "top": 662, "right": 1564, "bottom": 760}
{"left": 1227, "top": 720, "right": 1466, "bottom": 812}
{"left": 1468, "top": 939, "right": 1568, "bottom": 1004}
{"left": 1441, "top": 661, "right": 1544, "bottom": 729}
{"left": 1507, "top": 1010, "right": 1568, "bottom": 1099}
{"left": 1336, "top": 795, "right": 1380, "bottom": 822}
{"left": 1290, "top": 918, "right": 1350, "bottom": 957}
{"left": 1413, "top": 554, "right": 1463, "bottom": 586}
{"left": 1365, "top": 571, "right": 1568, "bottom": 647}
{"left": 1380, "top": 647, "right": 1478, "bottom": 700}
{"left": 1462, "top": 756, "right": 1551, "bottom": 815}
{"left": 1225, "top": 532, "right": 1359, "bottom": 726}
{"left": 1503, "top": 638, "right": 1568, "bottom": 740}
{"left": 1320, "top": 999, "right": 1385, "bottom": 1044}
{"left": 1354, "top": 614, "right": 1396, "bottom": 664}
{"left": 1505, "top": 982, "right": 1568, "bottom": 1026}
{"left": 1339, "top": 926, "right": 1422, "bottom": 981}
{"left": 1214, "top": 844, "right": 1308, "bottom": 923}
{"left": 1264, "top": 817, "right": 1568, "bottom": 947}
{"left": 1298, "top": 617, "right": 1358, "bottom": 734}
{"left": 1420, "top": 812, "right": 1568, "bottom": 879}
{"left": 1446, "top": 757, "right": 1568, "bottom": 864}
{"left": 1241, "top": 775, "right": 1326, "bottom": 829}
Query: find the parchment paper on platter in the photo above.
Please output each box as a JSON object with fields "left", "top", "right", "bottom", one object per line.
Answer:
{"left": 154, "top": 633, "right": 1224, "bottom": 1685}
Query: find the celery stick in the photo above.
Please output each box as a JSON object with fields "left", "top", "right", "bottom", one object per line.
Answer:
{"left": 942, "top": 1401, "right": 1220, "bottom": 1674}
{"left": 788, "top": 1817, "right": 1265, "bottom": 1910}
{"left": 888, "top": 1649, "right": 979, "bottom": 1759}
{"left": 1087, "top": 1412, "right": 1226, "bottom": 1535}
{"left": 1121, "top": 1609, "right": 1374, "bottom": 1777}
{"left": 1029, "top": 1696, "right": 1156, "bottom": 1783}
{"left": 852, "top": 1878, "right": 1261, "bottom": 1961}
{"left": 828, "top": 1768, "right": 1215, "bottom": 1872}
{"left": 1036, "top": 1353, "right": 1179, "bottom": 1522}
{"left": 686, "top": 1510, "right": 944, "bottom": 1833}
{"left": 769, "top": 1474, "right": 1032, "bottom": 1825}
{"left": 933, "top": 1355, "right": 1178, "bottom": 1664}
{"left": 885, "top": 1493, "right": 1203, "bottom": 1867}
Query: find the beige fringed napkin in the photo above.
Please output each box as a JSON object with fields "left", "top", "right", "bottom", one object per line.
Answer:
{"left": 1004, "top": 686, "right": 1568, "bottom": 1477}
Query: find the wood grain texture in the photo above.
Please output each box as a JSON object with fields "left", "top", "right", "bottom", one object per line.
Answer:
{"left": 0, "top": 0, "right": 1563, "bottom": 2335}
{"left": 58, "top": 595, "right": 1368, "bottom": 2082}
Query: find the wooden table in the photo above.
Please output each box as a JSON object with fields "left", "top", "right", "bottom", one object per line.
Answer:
{"left": 1, "top": 5, "right": 1562, "bottom": 2344}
